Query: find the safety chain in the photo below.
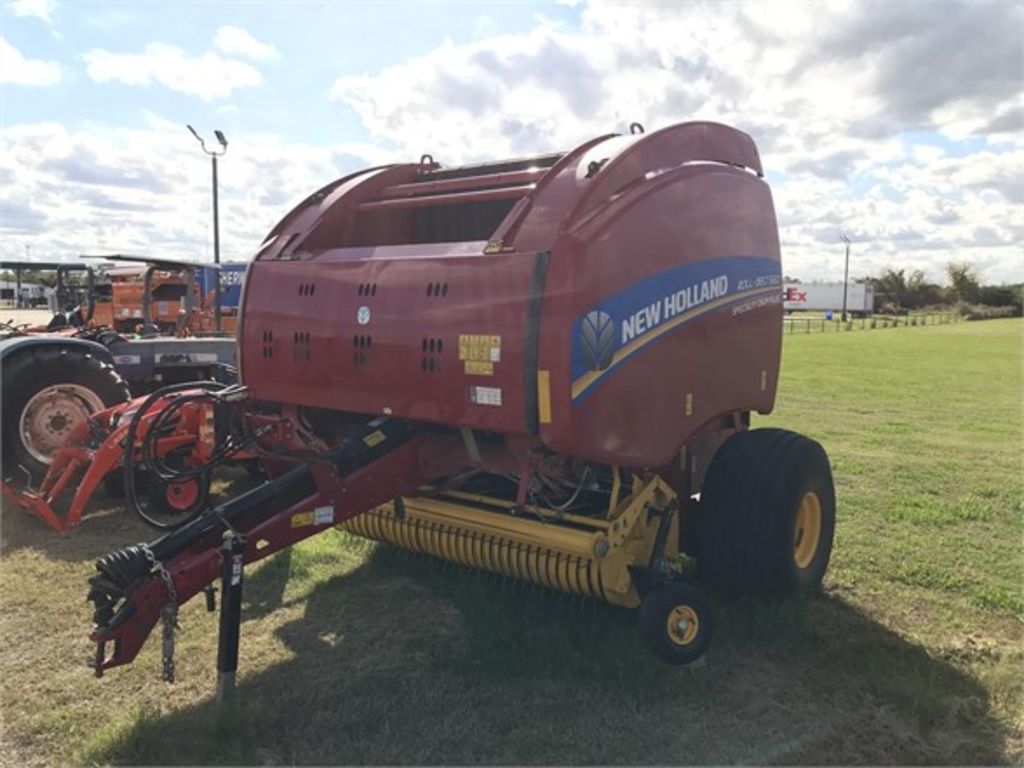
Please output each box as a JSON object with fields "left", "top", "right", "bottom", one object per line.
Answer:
{"left": 142, "top": 544, "right": 178, "bottom": 682}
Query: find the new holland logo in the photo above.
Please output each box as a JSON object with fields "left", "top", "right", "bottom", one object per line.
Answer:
{"left": 580, "top": 310, "right": 616, "bottom": 371}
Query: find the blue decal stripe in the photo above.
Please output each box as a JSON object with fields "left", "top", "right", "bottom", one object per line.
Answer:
{"left": 571, "top": 284, "right": 778, "bottom": 402}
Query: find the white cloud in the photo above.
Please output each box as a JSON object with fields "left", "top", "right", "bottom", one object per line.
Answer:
{"left": 0, "top": 119, "right": 393, "bottom": 265}
{"left": 3, "top": 1, "right": 1021, "bottom": 286}
{"left": 213, "top": 25, "right": 278, "bottom": 61}
{"left": 83, "top": 42, "right": 262, "bottom": 101}
{"left": 7, "top": 0, "right": 53, "bottom": 24}
{"left": 0, "top": 36, "right": 59, "bottom": 85}
{"left": 326, "top": 0, "right": 1023, "bottom": 284}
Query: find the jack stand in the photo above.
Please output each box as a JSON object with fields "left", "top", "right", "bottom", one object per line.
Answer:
{"left": 215, "top": 529, "right": 246, "bottom": 703}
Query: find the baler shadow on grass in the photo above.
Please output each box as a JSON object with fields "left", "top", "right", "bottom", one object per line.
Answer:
{"left": 83, "top": 538, "right": 1010, "bottom": 766}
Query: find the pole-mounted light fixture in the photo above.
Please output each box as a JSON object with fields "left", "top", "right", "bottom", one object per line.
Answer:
{"left": 839, "top": 233, "right": 852, "bottom": 323}
{"left": 186, "top": 125, "right": 228, "bottom": 332}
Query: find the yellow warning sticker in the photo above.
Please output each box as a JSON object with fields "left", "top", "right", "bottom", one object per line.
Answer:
{"left": 464, "top": 360, "right": 494, "bottom": 376}
{"left": 291, "top": 507, "right": 335, "bottom": 527}
{"left": 363, "top": 430, "right": 386, "bottom": 447}
{"left": 458, "top": 334, "right": 501, "bottom": 365}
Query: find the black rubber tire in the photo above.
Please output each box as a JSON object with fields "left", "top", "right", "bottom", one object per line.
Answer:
{"left": 1, "top": 345, "right": 130, "bottom": 485}
{"left": 101, "top": 468, "right": 149, "bottom": 499}
{"left": 638, "top": 581, "right": 714, "bottom": 666}
{"left": 694, "top": 428, "right": 835, "bottom": 598}
{"left": 141, "top": 471, "right": 211, "bottom": 529}
{"left": 138, "top": 445, "right": 212, "bottom": 529}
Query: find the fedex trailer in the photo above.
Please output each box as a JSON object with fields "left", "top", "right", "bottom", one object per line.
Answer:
{"left": 783, "top": 282, "right": 874, "bottom": 315}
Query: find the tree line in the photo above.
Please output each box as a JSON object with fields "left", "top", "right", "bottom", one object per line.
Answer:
{"left": 862, "top": 262, "right": 1021, "bottom": 313}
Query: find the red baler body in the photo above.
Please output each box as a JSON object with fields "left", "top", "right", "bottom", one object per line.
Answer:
{"left": 240, "top": 122, "right": 782, "bottom": 468}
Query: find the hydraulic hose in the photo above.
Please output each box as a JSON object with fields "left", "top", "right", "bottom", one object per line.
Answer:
{"left": 120, "top": 381, "right": 232, "bottom": 529}
{"left": 140, "top": 387, "right": 257, "bottom": 484}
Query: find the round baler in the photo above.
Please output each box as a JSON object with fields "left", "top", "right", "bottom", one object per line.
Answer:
{"left": 88, "top": 121, "right": 835, "bottom": 678}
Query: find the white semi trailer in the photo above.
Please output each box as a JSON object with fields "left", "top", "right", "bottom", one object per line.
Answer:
{"left": 783, "top": 282, "right": 874, "bottom": 315}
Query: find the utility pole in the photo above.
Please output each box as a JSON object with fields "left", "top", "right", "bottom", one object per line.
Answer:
{"left": 840, "top": 233, "right": 851, "bottom": 323}
{"left": 18, "top": 245, "right": 29, "bottom": 307}
{"left": 187, "top": 125, "right": 229, "bottom": 332}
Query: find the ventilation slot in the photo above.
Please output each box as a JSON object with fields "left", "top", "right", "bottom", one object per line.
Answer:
{"left": 357, "top": 283, "right": 378, "bottom": 297}
{"left": 426, "top": 282, "right": 449, "bottom": 298}
{"left": 420, "top": 336, "right": 444, "bottom": 372}
{"left": 261, "top": 329, "right": 274, "bottom": 358}
{"left": 293, "top": 331, "right": 311, "bottom": 362}
{"left": 297, "top": 282, "right": 317, "bottom": 297}
{"left": 353, "top": 333, "right": 372, "bottom": 366}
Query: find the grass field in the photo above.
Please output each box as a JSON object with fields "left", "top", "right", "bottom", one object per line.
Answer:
{"left": 1, "top": 319, "right": 1021, "bottom": 766}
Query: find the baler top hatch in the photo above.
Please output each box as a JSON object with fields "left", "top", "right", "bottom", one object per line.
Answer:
{"left": 256, "top": 121, "right": 762, "bottom": 256}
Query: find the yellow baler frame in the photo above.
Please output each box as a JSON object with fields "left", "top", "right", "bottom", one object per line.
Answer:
{"left": 339, "top": 474, "right": 680, "bottom": 608}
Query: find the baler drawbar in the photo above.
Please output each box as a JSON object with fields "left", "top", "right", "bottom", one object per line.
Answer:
{"left": 88, "top": 121, "right": 836, "bottom": 687}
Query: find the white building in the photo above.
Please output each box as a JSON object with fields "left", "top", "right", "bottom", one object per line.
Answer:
{"left": 0, "top": 280, "right": 55, "bottom": 307}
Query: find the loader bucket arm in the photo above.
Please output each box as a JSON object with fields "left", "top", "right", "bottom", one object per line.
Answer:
{"left": 2, "top": 390, "right": 208, "bottom": 533}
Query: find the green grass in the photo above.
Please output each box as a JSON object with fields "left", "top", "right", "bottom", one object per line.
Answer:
{"left": 1, "top": 319, "right": 1021, "bottom": 765}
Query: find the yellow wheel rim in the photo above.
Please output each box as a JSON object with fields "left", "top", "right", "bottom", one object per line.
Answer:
{"left": 666, "top": 605, "right": 700, "bottom": 646}
{"left": 793, "top": 491, "right": 822, "bottom": 569}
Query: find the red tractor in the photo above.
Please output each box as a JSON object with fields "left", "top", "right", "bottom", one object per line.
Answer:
{"left": 1, "top": 258, "right": 238, "bottom": 530}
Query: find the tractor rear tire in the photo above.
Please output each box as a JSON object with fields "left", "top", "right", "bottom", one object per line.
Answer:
{"left": 1, "top": 345, "right": 130, "bottom": 486}
{"left": 695, "top": 428, "right": 835, "bottom": 598}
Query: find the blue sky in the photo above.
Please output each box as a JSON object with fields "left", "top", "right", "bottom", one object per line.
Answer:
{"left": 1, "top": 0, "right": 1021, "bottom": 283}
{"left": 4, "top": 2, "right": 579, "bottom": 142}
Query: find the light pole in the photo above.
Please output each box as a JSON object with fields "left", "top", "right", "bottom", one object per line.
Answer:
{"left": 19, "top": 244, "right": 30, "bottom": 307}
{"left": 839, "top": 233, "right": 851, "bottom": 323}
{"left": 187, "top": 125, "right": 228, "bottom": 332}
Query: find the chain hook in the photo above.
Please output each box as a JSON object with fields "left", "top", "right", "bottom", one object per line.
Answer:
{"left": 143, "top": 544, "right": 178, "bottom": 682}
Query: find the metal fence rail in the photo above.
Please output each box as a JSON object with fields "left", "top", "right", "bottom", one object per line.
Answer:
{"left": 782, "top": 312, "right": 962, "bottom": 334}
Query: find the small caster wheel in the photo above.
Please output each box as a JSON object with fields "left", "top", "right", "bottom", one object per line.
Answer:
{"left": 639, "top": 581, "right": 713, "bottom": 665}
